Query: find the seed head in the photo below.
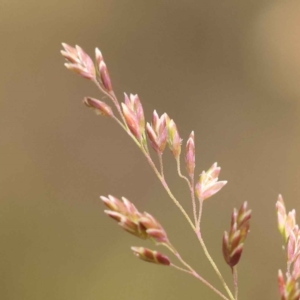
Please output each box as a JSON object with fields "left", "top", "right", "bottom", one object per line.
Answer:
{"left": 121, "top": 103, "right": 142, "bottom": 141}
{"left": 101, "top": 195, "right": 169, "bottom": 242}
{"left": 146, "top": 111, "right": 168, "bottom": 154}
{"left": 185, "top": 131, "right": 195, "bottom": 178}
{"left": 123, "top": 93, "right": 145, "bottom": 136}
{"left": 195, "top": 162, "right": 227, "bottom": 201}
{"left": 276, "top": 195, "right": 297, "bottom": 242}
{"left": 131, "top": 247, "right": 170, "bottom": 266}
{"left": 61, "top": 43, "right": 95, "bottom": 80}
{"left": 83, "top": 97, "right": 113, "bottom": 117}
{"left": 167, "top": 119, "right": 181, "bottom": 158}
{"left": 99, "top": 61, "right": 113, "bottom": 92}
{"left": 278, "top": 270, "right": 300, "bottom": 300}
{"left": 222, "top": 202, "right": 251, "bottom": 268}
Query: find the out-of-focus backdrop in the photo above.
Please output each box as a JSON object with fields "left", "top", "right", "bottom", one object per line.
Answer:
{"left": 1, "top": 0, "right": 300, "bottom": 299}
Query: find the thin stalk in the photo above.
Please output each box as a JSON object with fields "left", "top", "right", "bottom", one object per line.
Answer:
{"left": 142, "top": 149, "right": 195, "bottom": 231}
{"left": 171, "top": 263, "right": 191, "bottom": 273}
{"left": 176, "top": 158, "right": 197, "bottom": 225}
{"left": 196, "top": 231, "right": 235, "bottom": 300}
{"left": 176, "top": 157, "right": 192, "bottom": 189}
{"left": 190, "top": 174, "right": 197, "bottom": 225}
{"left": 233, "top": 266, "right": 238, "bottom": 300}
{"left": 197, "top": 198, "right": 204, "bottom": 230}
{"left": 93, "top": 79, "right": 123, "bottom": 120}
{"left": 158, "top": 153, "right": 164, "bottom": 178}
{"left": 165, "top": 243, "right": 229, "bottom": 300}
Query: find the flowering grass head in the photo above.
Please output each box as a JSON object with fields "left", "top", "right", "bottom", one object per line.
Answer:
{"left": 62, "top": 42, "right": 298, "bottom": 300}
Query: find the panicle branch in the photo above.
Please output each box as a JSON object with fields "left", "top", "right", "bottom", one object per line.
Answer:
{"left": 61, "top": 43, "right": 242, "bottom": 300}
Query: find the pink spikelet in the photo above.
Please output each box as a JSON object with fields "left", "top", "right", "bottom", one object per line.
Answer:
{"left": 195, "top": 162, "right": 227, "bottom": 201}
{"left": 131, "top": 247, "right": 170, "bottom": 266}
{"left": 100, "top": 195, "right": 169, "bottom": 243}
{"left": 83, "top": 97, "right": 114, "bottom": 117}
{"left": 166, "top": 119, "right": 181, "bottom": 159}
{"left": 278, "top": 270, "right": 300, "bottom": 300}
{"left": 61, "top": 43, "right": 95, "bottom": 80}
{"left": 185, "top": 131, "right": 195, "bottom": 178}
{"left": 222, "top": 202, "right": 251, "bottom": 268}
{"left": 146, "top": 110, "right": 168, "bottom": 154}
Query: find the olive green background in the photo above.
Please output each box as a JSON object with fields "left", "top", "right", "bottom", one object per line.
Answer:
{"left": 1, "top": 0, "right": 300, "bottom": 299}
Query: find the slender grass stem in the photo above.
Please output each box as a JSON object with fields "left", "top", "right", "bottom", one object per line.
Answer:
{"left": 196, "top": 230, "right": 235, "bottom": 300}
{"left": 197, "top": 198, "right": 204, "bottom": 230}
{"left": 176, "top": 158, "right": 197, "bottom": 225}
{"left": 159, "top": 153, "right": 164, "bottom": 178}
{"left": 165, "top": 243, "right": 229, "bottom": 300}
{"left": 233, "top": 266, "right": 238, "bottom": 300}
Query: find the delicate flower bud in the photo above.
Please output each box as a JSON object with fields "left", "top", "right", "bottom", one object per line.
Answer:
{"left": 286, "top": 210, "right": 297, "bottom": 242}
{"left": 124, "top": 93, "right": 131, "bottom": 107}
{"left": 118, "top": 216, "right": 147, "bottom": 238}
{"left": 222, "top": 202, "right": 251, "bottom": 268}
{"left": 288, "top": 227, "right": 297, "bottom": 263}
{"left": 167, "top": 119, "right": 181, "bottom": 158}
{"left": 276, "top": 194, "right": 287, "bottom": 237}
{"left": 103, "top": 209, "right": 147, "bottom": 239}
{"left": 278, "top": 270, "right": 286, "bottom": 298}
{"left": 61, "top": 52, "right": 79, "bottom": 64}
{"left": 95, "top": 47, "right": 103, "bottom": 68}
{"left": 61, "top": 43, "right": 80, "bottom": 65}
{"left": 195, "top": 162, "right": 227, "bottom": 201}
{"left": 185, "top": 131, "right": 195, "bottom": 178}
{"left": 146, "top": 122, "right": 159, "bottom": 152}
{"left": 101, "top": 195, "right": 127, "bottom": 214}
{"left": 101, "top": 195, "right": 168, "bottom": 242}
{"left": 146, "top": 111, "right": 168, "bottom": 154}
{"left": 146, "top": 229, "right": 168, "bottom": 241}
{"left": 276, "top": 194, "right": 297, "bottom": 242}
{"left": 152, "top": 110, "right": 159, "bottom": 130}
{"left": 61, "top": 43, "right": 95, "bottom": 79}
{"left": 75, "top": 45, "right": 95, "bottom": 77}
{"left": 278, "top": 270, "right": 300, "bottom": 300}
{"left": 64, "top": 63, "right": 93, "bottom": 79}
{"left": 83, "top": 97, "right": 113, "bottom": 117}
{"left": 104, "top": 210, "right": 123, "bottom": 222}
{"left": 121, "top": 103, "right": 141, "bottom": 140}
{"left": 122, "top": 93, "right": 145, "bottom": 136}
{"left": 99, "top": 61, "right": 113, "bottom": 92}
{"left": 131, "top": 247, "right": 170, "bottom": 266}
{"left": 130, "top": 94, "right": 145, "bottom": 133}
{"left": 139, "top": 212, "right": 169, "bottom": 243}
{"left": 293, "top": 256, "right": 300, "bottom": 280}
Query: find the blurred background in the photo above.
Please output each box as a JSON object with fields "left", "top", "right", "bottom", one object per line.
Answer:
{"left": 1, "top": 0, "right": 300, "bottom": 299}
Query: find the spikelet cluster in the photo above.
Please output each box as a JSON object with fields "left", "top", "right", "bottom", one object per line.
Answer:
{"left": 222, "top": 202, "right": 251, "bottom": 268}
{"left": 276, "top": 195, "right": 300, "bottom": 298}
{"left": 101, "top": 195, "right": 170, "bottom": 266}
